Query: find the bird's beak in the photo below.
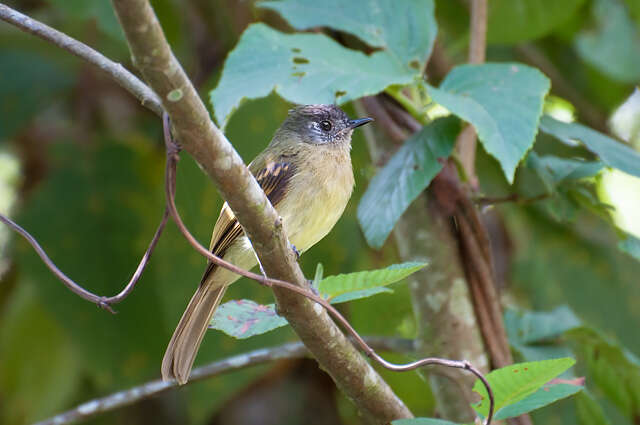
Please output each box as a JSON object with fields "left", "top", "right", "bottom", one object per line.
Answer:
{"left": 348, "top": 117, "right": 373, "bottom": 129}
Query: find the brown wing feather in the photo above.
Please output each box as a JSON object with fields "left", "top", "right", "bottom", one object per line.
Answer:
{"left": 199, "top": 161, "right": 296, "bottom": 283}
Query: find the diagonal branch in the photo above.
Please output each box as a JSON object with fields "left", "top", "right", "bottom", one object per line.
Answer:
{"left": 0, "top": 3, "right": 162, "bottom": 116}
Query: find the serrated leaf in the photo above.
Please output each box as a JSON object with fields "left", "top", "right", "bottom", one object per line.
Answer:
{"left": 539, "top": 116, "right": 640, "bottom": 178}
{"left": 575, "top": 0, "right": 640, "bottom": 83}
{"left": 428, "top": 63, "right": 550, "bottom": 182}
{"left": 210, "top": 24, "right": 416, "bottom": 128}
{"left": 487, "top": 0, "right": 586, "bottom": 44}
{"left": 472, "top": 358, "right": 576, "bottom": 418}
{"left": 318, "top": 262, "right": 427, "bottom": 298}
{"left": 210, "top": 300, "right": 288, "bottom": 339}
{"left": 259, "top": 0, "right": 437, "bottom": 70}
{"left": 392, "top": 419, "right": 459, "bottom": 425}
{"left": 494, "top": 383, "right": 583, "bottom": 420}
{"left": 618, "top": 233, "right": 640, "bottom": 261}
{"left": 358, "top": 117, "right": 459, "bottom": 248}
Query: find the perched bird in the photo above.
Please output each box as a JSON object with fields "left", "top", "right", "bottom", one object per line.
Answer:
{"left": 161, "top": 104, "right": 372, "bottom": 384}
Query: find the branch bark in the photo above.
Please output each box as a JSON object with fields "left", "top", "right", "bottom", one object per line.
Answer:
{"left": 109, "top": 0, "right": 412, "bottom": 421}
{"left": 35, "top": 337, "right": 416, "bottom": 425}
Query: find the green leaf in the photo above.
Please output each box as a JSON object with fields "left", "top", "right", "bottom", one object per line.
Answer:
{"left": 472, "top": 358, "right": 576, "bottom": 418}
{"left": 210, "top": 24, "right": 416, "bottom": 128}
{"left": 318, "top": 262, "right": 427, "bottom": 298}
{"left": 526, "top": 152, "right": 604, "bottom": 191}
{"left": 428, "top": 63, "right": 550, "bottom": 182}
{"left": 487, "top": 0, "right": 586, "bottom": 44}
{"left": 357, "top": 117, "right": 459, "bottom": 248}
{"left": 539, "top": 116, "right": 640, "bottom": 178}
{"left": 392, "top": 419, "right": 459, "bottom": 425}
{"left": 330, "top": 287, "right": 394, "bottom": 304}
{"left": 618, "top": 233, "right": 640, "bottom": 261}
{"left": 506, "top": 306, "right": 582, "bottom": 346}
{"left": 575, "top": 0, "right": 640, "bottom": 83}
{"left": 210, "top": 300, "right": 289, "bottom": 339}
{"left": 494, "top": 383, "right": 583, "bottom": 420}
{"left": 259, "top": 0, "right": 437, "bottom": 70}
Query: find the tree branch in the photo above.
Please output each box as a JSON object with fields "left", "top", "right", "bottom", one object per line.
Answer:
{"left": 110, "top": 1, "right": 413, "bottom": 421}
{"left": 0, "top": 3, "right": 162, "bottom": 116}
{"left": 34, "top": 337, "right": 416, "bottom": 425}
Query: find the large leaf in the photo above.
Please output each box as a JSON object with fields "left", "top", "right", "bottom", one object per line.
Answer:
{"left": 357, "top": 117, "right": 460, "bottom": 248}
{"left": 428, "top": 63, "right": 550, "bottom": 182}
{"left": 472, "top": 358, "right": 576, "bottom": 418}
{"left": 210, "top": 24, "right": 416, "bottom": 128}
{"left": 539, "top": 116, "right": 640, "bottom": 178}
{"left": 487, "top": 0, "right": 586, "bottom": 44}
{"left": 259, "top": 0, "right": 437, "bottom": 70}
{"left": 575, "top": 0, "right": 640, "bottom": 83}
{"left": 318, "top": 261, "right": 427, "bottom": 298}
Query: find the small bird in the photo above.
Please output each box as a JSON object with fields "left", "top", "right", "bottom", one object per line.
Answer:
{"left": 161, "top": 104, "right": 372, "bottom": 384}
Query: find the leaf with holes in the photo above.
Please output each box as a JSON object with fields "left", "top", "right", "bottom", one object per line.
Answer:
{"left": 259, "top": 0, "right": 437, "bottom": 70}
{"left": 210, "top": 24, "right": 415, "bottom": 128}
{"left": 427, "top": 63, "right": 550, "bottom": 183}
{"left": 358, "top": 117, "right": 460, "bottom": 248}
{"left": 472, "top": 358, "right": 576, "bottom": 419}
{"left": 318, "top": 262, "right": 426, "bottom": 299}
{"left": 539, "top": 116, "right": 640, "bottom": 178}
{"left": 210, "top": 300, "right": 288, "bottom": 339}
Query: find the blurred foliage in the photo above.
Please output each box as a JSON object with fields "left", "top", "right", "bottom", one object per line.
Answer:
{"left": 1, "top": 0, "right": 640, "bottom": 424}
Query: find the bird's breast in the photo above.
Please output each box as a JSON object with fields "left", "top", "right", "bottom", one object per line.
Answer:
{"left": 277, "top": 147, "right": 354, "bottom": 253}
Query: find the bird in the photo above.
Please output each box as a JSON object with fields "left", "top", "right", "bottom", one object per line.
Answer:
{"left": 161, "top": 104, "right": 373, "bottom": 384}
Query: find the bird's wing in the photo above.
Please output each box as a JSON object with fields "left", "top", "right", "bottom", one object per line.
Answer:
{"left": 199, "top": 160, "right": 297, "bottom": 284}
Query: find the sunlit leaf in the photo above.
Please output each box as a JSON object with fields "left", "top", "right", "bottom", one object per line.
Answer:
{"left": 318, "top": 262, "right": 427, "bottom": 298}
{"left": 428, "top": 63, "right": 550, "bottom": 182}
{"left": 358, "top": 117, "right": 460, "bottom": 248}
{"left": 494, "top": 383, "right": 583, "bottom": 420}
{"left": 472, "top": 358, "right": 576, "bottom": 418}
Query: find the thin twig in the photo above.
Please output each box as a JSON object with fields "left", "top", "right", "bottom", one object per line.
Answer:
{"left": 0, "top": 3, "right": 163, "bottom": 116}
{"left": 0, "top": 208, "right": 169, "bottom": 313}
{"left": 34, "top": 337, "right": 415, "bottom": 425}
{"left": 456, "top": 0, "right": 488, "bottom": 188}
{"left": 162, "top": 113, "right": 495, "bottom": 425}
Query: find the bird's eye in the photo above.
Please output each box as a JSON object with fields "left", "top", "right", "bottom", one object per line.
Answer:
{"left": 320, "top": 120, "right": 332, "bottom": 132}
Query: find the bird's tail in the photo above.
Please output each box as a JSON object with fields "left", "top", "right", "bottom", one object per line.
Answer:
{"left": 161, "top": 283, "right": 227, "bottom": 384}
